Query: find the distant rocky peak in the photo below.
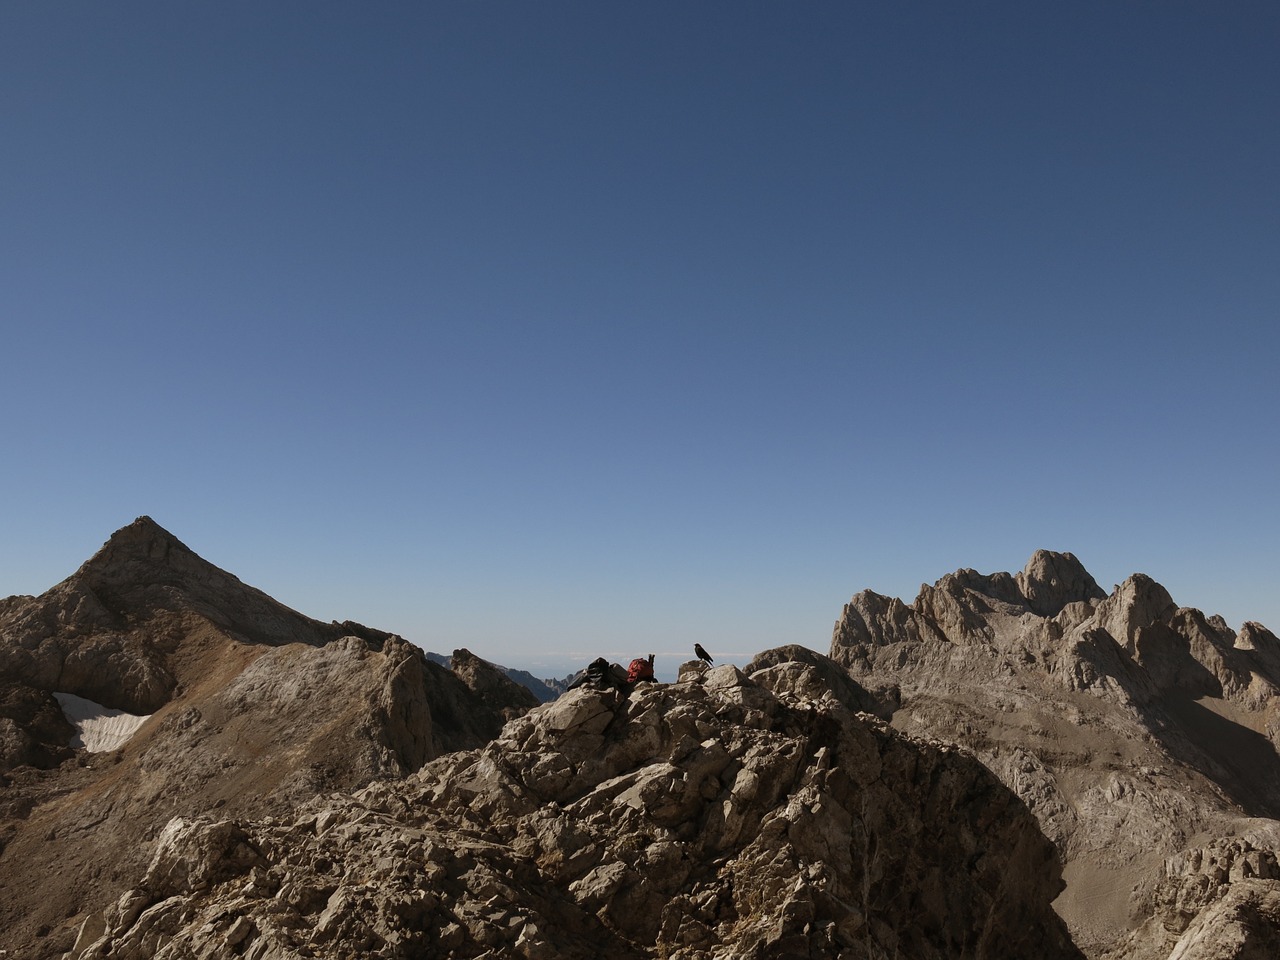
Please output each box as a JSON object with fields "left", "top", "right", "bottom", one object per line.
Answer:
{"left": 833, "top": 588, "right": 944, "bottom": 651}
{"left": 903, "top": 551, "right": 1107, "bottom": 645}
{"left": 917, "top": 550, "right": 1106, "bottom": 619}
{"left": 832, "top": 551, "right": 1168, "bottom": 663}
{"left": 76, "top": 516, "right": 200, "bottom": 582}
{"left": 1094, "top": 573, "right": 1178, "bottom": 652}
{"left": 929, "top": 568, "right": 1026, "bottom": 607}
{"left": 1238, "top": 621, "right": 1280, "bottom": 651}
{"left": 101, "top": 514, "right": 183, "bottom": 552}
{"left": 1233, "top": 621, "right": 1280, "bottom": 686}
{"left": 1015, "top": 549, "right": 1107, "bottom": 617}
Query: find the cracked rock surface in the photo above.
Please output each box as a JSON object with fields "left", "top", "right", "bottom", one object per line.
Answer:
{"left": 74, "top": 662, "right": 1080, "bottom": 960}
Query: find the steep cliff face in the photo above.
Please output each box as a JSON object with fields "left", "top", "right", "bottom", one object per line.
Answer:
{"left": 829, "top": 550, "right": 1280, "bottom": 958}
{"left": 0, "top": 519, "right": 536, "bottom": 960}
{"left": 72, "top": 660, "right": 1081, "bottom": 960}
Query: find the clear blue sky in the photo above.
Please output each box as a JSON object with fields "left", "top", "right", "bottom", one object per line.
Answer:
{"left": 2, "top": 2, "right": 1277, "bottom": 679}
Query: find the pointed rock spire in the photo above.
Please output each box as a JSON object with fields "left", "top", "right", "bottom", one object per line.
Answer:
{"left": 1095, "top": 574, "right": 1178, "bottom": 652}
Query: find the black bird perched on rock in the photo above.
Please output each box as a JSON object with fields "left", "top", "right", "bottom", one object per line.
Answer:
{"left": 694, "top": 643, "right": 713, "bottom": 665}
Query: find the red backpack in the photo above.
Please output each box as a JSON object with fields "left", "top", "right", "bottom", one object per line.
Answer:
{"left": 626, "top": 656, "right": 655, "bottom": 685}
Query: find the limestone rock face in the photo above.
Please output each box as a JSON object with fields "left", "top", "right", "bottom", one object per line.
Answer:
{"left": 0, "top": 683, "right": 75, "bottom": 771}
{"left": 1016, "top": 549, "right": 1108, "bottom": 618}
{"left": 828, "top": 551, "right": 1280, "bottom": 958}
{"left": 1235, "top": 622, "right": 1280, "bottom": 697}
{"left": 449, "top": 647, "right": 540, "bottom": 722}
{"left": 1111, "top": 826, "right": 1280, "bottom": 960}
{"left": 834, "top": 589, "right": 945, "bottom": 655}
{"left": 0, "top": 519, "right": 537, "bottom": 960}
{"left": 1159, "top": 884, "right": 1280, "bottom": 960}
{"left": 74, "top": 660, "right": 1082, "bottom": 960}
{"left": 1094, "top": 574, "right": 1179, "bottom": 654}
{"left": 744, "top": 643, "right": 894, "bottom": 719}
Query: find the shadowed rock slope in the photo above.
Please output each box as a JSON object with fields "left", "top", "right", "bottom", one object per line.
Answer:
{"left": 0, "top": 518, "right": 536, "bottom": 960}
{"left": 830, "top": 550, "right": 1280, "bottom": 959}
{"left": 71, "top": 662, "right": 1081, "bottom": 960}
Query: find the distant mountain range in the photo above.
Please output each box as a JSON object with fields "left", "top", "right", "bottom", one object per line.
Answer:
{"left": 3, "top": 519, "right": 1279, "bottom": 959}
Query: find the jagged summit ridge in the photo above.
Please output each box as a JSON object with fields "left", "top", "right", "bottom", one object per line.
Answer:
{"left": 829, "top": 550, "right": 1280, "bottom": 958}
{"left": 832, "top": 549, "right": 1280, "bottom": 731}
{"left": 1017, "top": 549, "right": 1108, "bottom": 617}
{"left": 835, "top": 549, "right": 1108, "bottom": 652}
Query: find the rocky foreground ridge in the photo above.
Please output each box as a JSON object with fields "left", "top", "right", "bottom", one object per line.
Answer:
{"left": 831, "top": 550, "right": 1280, "bottom": 958}
{"left": 70, "top": 658, "right": 1080, "bottom": 960}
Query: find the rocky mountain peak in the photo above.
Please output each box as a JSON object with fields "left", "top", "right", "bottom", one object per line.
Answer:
{"left": 1016, "top": 549, "right": 1107, "bottom": 617}
{"left": 836, "top": 550, "right": 1113, "bottom": 655}
{"left": 82, "top": 516, "right": 187, "bottom": 567}
{"left": 68, "top": 516, "right": 273, "bottom": 626}
{"left": 65, "top": 517, "right": 230, "bottom": 612}
{"left": 1, "top": 517, "right": 371, "bottom": 716}
{"left": 1093, "top": 573, "right": 1178, "bottom": 652}
{"left": 1237, "top": 621, "right": 1280, "bottom": 652}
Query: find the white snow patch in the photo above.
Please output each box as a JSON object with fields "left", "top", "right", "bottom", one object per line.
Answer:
{"left": 53, "top": 692, "right": 151, "bottom": 753}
